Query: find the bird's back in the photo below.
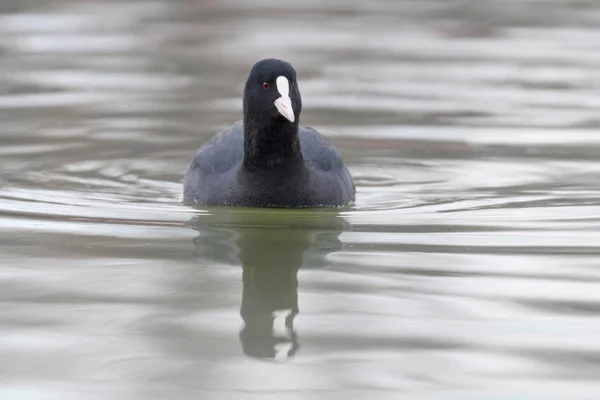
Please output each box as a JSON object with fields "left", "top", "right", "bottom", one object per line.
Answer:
{"left": 183, "top": 122, "right": 355, "bottom": 207}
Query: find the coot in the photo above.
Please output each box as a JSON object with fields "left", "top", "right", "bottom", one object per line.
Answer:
{"left": 183, "top": 58, "right": 355, "bottom": 207}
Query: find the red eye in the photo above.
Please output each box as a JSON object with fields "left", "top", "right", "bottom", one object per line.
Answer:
{"left": 262, "top": 82, "right": 270, "bottom": 89}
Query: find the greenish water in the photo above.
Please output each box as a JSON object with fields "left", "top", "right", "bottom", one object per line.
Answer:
{"left": 1, "top": 1, "right": 600, "bottom": 399}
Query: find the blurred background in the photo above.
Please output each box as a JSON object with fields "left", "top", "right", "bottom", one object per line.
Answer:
{"left": 1, "top": 0, "right": 600, "bottom": 399}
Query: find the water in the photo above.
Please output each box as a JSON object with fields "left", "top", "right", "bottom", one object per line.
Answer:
{"left": 1, "top": 0, "right": 600, "bottom": 398}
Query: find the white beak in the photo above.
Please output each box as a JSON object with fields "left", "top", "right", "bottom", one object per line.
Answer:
{"left": 274, "top": 76, "right": 295, "bottom": 123}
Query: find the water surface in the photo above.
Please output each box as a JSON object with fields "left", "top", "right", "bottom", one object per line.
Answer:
{"left": 1, "top": 1, "right": 600, "bottom": 399}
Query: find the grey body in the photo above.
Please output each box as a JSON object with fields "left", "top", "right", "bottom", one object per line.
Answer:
{"left": 183, "top": 121, "right": 355, "bottom": 207}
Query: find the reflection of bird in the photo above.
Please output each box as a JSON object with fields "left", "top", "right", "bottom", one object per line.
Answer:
{"left": 183, "top": 58, "right": 355, "bottom": 207}
{"left": 187, "top": 209, "right": 350, "bottom": 360}
{"left": 239, "top": 262, "right": 300, "bottom": 361}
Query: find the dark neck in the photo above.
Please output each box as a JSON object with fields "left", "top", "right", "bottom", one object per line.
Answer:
{"left": 243, "top": 116, "right": 303, "bottom": 170}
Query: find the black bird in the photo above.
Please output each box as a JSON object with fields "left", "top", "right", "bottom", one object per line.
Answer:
{"left": 183, "top": 58, "right": 355, "bottom": 208}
